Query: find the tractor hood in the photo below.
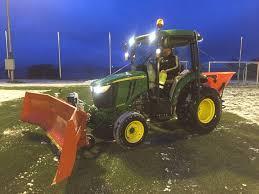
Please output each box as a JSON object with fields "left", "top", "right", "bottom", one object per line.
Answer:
{"left": 91, "top": 71, "right": 146, "bottom": 87}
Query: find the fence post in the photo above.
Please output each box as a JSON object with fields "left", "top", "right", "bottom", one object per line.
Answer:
{"left": 245, "top": 62, "right": 248, "bottom": 84}
{"left": 243, "top": 62, "right": 247, "bottom": 85}
{"left": 245, "top": 63, "right": 247, "bottom": 85}
{"left": 257, "top": 63, "right": 259, "bottom": 86}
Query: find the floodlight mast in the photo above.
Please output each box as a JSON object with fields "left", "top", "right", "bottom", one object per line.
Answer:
{"left": 5, "top": 0, "right": 15, "bottom": 81}
{"left": 6, "top": 0, "right": 13, "bottom": 58}
{"left": 109, "top": 32, "right": 112, "bottom": 75}
{"left": 57, "top": 32, "right": 62, "bottom": 79}
{"left": 4, "top": 30, "right": 10, "bottom": 78}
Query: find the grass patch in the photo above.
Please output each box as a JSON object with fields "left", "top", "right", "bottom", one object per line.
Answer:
{"left": 0, "top": 86, "right": 259, "bottom": 193}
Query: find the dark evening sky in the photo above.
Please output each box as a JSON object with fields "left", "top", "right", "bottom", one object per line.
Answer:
{"left": 0, "top": 0, "right": 259, "bottom": 78}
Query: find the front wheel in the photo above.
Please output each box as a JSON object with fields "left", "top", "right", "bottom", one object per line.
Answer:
{"left": 190, "top": 87, "right": 222, "bottom": 134}
{"left": 113, "top": 111, "right": 148, "bottom": 149}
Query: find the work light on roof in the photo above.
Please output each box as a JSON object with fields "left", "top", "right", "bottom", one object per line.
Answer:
{"left": 128, "top": 36, "right": 135, "bottom": 47}
{"left": 149, "top": 31, "right": 156, "bottom": 43}
{"left": 124, "top": 52, "right": 130, "bottom": 61}
{"left": 156, "top": 18, "right": 164, "bottom": 29}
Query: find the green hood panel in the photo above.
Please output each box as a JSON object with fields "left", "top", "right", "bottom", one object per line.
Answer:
{"left": 91, "top": 71, "right": 147, "bottom": 86}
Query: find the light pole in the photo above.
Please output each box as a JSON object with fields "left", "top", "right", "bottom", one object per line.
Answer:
{"left": 4, "top": 30, "right": 9, "bottom": 59}
{"left": 109, "top": 32, "right": 112, "bottom": 75}
{"left": 6, "top": 0, "right": 13, "bottom": 58}
{"left": 57, "top": 32, "right": 62, "bottom": 79}
{"left": 5, "top": 0, "right": 15, "bottom": 81}
{"left": 4, "top": 30, "right": 10, "bottom": 78}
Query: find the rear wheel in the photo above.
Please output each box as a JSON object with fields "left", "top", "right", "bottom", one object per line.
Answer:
{"left": 113, "top": 111, "right": 148, "bottom": 149}
{"left": 190, "top": 87, "right": 222, "bottom": 134}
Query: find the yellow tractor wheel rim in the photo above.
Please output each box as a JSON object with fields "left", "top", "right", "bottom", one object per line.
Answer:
{"left": 198, "top": 98, "right": 216, "bottom": 124}
{"left": 125, "top": 121, "right": 144, "bottom": 143}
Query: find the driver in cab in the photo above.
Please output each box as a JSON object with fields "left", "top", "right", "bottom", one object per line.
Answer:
{"left": 159, "top": 48, "right": 180, "bottom": 89}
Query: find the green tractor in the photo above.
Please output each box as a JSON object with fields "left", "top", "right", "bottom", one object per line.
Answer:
{"left": 89, "top": 19, "right": 233, "bottom": 148}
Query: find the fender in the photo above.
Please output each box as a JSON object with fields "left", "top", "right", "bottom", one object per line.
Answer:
{"left": 169, "top": 72, "right": 206, "bottom": 107}
{"left": 170, "top": 71, "right": 235, "bottom": 107}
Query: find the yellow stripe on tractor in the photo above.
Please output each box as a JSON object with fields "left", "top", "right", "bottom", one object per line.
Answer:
{"left": 112, "top": 75, "right": 146, "bottom": 83}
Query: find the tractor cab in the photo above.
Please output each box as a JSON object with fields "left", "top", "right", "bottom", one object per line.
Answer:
{"left": 124, "top": 21, "right": 203, "bottom": 102}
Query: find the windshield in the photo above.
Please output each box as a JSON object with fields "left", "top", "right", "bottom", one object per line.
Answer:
{"left": 129, "top": 42, "right": 156, "bottom": 67}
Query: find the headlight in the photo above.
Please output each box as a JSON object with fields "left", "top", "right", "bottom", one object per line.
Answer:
{"left": 128, "top": 36, "right": 135, "bottom": 47}
{"left": 149, "top": 31, "right": 156, "bottom": 43}
{"left": 93, "top": 85, "right": 111, "bottom": 94}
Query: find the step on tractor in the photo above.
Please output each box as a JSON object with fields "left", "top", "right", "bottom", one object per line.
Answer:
{"left": 21, "top": 19, "right": 235, "bottom": 185}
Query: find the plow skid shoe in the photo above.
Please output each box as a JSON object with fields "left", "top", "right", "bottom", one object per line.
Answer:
{"left": 21, "top": 92, "right": 89, "bottom": 185}
{"left": 203, "top": 72, "right": 235, "bottom": 94}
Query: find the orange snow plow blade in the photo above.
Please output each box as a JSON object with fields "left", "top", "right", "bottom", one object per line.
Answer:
{"left": 203, "top": 72, "right": 235, "bottom": 94}
{"left": 21, "top": 92, "right": 89, "bottom": 185}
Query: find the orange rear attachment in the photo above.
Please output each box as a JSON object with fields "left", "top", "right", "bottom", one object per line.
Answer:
{"left": 21, "top": 92, "right": 89, "bottom": 185}
{"left": 203, "top": 72, "right": 235, "bottom": 94}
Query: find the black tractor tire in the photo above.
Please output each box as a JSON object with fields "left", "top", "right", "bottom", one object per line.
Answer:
{"left": 189, "top": 87, "right": 222, "bottom": 134}
{"left": 113, "top": 111, "right": 148, "bottom": 149}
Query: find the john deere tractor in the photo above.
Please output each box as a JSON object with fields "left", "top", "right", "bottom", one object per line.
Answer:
{"left": 21, "top": 19, "right": 235, "bottom": 184}
{"left": 88, "top": 19, "right": 232, "bottom": 148}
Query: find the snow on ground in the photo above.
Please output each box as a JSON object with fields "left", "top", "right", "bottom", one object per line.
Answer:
{"left": 223, "top": 86, "right": 259, "bottom": 125}
{"left": 0, "top": 90, "right": 50, "bottom": 105}
{"left": 0, "top": 79, "right": 93, "bottom": 87}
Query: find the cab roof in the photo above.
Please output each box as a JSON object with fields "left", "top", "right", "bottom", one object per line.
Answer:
{"left": 135, "top": 29, "right": 202, "bottom": 47}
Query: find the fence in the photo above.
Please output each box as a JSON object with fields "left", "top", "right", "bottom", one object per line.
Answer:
{"left": 0, "top": 31, "right": 110, "bottom": 80}
{"left": 208, "top": 61, "right": 259, "bottom": 85}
